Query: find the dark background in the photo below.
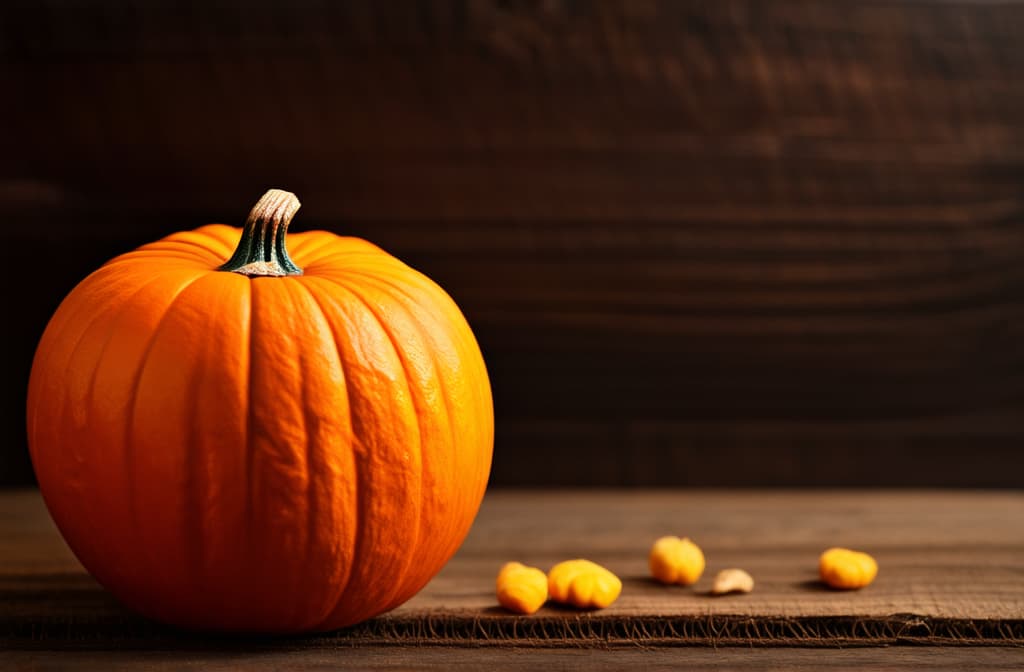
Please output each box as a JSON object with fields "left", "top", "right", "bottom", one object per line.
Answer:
{"left": 3, "top": 0, "right": 1023, "bottom": 488}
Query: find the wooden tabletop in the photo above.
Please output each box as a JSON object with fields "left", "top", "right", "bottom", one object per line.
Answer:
{"left": 3, "top": 488, "right": 1022, "bottom": 669}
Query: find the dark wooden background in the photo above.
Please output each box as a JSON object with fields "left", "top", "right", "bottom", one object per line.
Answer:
{"left": 2, "top": 0, "right": 1023, "bottom": 487}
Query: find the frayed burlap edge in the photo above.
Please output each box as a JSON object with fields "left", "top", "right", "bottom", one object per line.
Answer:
{"left": 4, "top": 613, "right": 1022, "bottom": 649}
{"left": 338, "top": 613, "right": 1024, "bottom": 648}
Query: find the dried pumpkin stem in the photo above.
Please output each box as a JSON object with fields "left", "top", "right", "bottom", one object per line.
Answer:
{"left": 219, "top": 189, "right": 303, "bottom": 277}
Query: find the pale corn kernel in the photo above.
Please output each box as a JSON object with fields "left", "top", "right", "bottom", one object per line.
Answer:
{"left": 496, "top": 562, "right": 548, "bottom": 614}
{"left": 819, "top": 547, "right": 878, "bottom": 590}
{"left": 710, "top": 568, "right": 754, "bottom": 595}
{"left": 649, "top": 536, "right": 705, "bottom": 586}
{"left": 547, "top": 559, "right": 622, "bottom": 609}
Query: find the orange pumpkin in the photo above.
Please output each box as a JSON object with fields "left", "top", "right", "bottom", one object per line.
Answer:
{"left": 27, "top": 190, "right": 493, "bottom": 632}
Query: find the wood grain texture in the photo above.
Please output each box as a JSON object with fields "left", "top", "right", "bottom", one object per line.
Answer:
{"left": 3, "top": 489, "right": 1022, "bottom": 650}
{"left": 3, "top": 1, "right": 1024, "bottom": 486}
{"left": 4, "top": 648, "right": 1024, "bottom": 672}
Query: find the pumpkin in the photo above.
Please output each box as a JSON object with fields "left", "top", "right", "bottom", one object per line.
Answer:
{"left": 26, "top": 189, "right": 493, "bottom": 633}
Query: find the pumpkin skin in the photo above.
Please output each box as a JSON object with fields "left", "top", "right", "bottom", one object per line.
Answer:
{"left": 26, "top": 191, "right": 493, "bottom": 633}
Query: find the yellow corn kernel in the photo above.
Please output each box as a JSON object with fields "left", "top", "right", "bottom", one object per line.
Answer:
{"left": 819, "top": 547, "right": 878, "bottom": 590}
{"left": 547, "top": 559, "right": 622, "bottom": 609}
{"left": 496, "top": 562, "right": 548, "bottom": 614}
{"left": 649, "top": 536, "right": 705, "bottom": 586}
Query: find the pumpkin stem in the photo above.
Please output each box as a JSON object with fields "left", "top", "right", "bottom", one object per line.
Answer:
{"left": 219, "top": 189, "right": 303, "bottom": 277}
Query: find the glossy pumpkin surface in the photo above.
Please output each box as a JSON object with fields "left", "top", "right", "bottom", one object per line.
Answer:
{"left": 27, "top": 192, "right": 493, "bottom": 632}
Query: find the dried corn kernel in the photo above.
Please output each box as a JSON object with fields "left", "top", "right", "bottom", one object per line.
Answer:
{"left": 710, "top": 568, "right": 754, "bottom": 595}
{"left": 547, "top": 559, "right": 622, "bottom": 609}
{"left": 649, "top": 536, "right": 705, "bottom": 586}
{"left": 496, "top": 562, "right": 548, "bottom": 614}
{"left": 819, "top": 547, "right": 878, "bottom": 590}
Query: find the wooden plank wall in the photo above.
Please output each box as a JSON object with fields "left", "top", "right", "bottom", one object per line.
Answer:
{"left": 2, "top": 0, "right": 1023, "bottom": 487}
